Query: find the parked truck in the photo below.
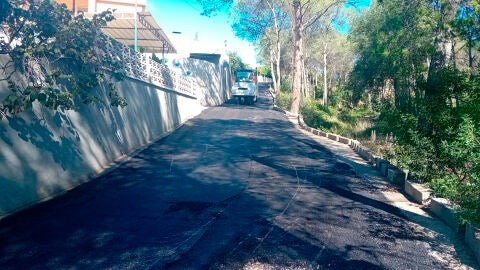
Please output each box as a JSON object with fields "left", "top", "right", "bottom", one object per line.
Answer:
{"left": 231, "top": 69, "right": 258, "bottom": 105}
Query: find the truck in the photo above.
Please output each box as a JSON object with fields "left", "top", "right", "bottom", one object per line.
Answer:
{"left": 231, "top": 69, "right": 258, "bottom": 105}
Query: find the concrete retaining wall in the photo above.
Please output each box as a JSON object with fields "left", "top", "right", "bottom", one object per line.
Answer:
{"left": 0, "top": 56, "right": 230, "bottom": 218}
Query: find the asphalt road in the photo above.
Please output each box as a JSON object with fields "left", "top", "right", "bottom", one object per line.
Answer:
{"left": 0, "top": 85, "right": 476, "bottom": 269}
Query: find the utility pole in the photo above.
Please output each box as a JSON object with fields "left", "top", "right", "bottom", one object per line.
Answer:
{"left": 134, "top": 0, "right": 138, "bottom": 51}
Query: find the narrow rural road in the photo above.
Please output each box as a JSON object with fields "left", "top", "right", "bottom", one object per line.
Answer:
{"left": 0, "top": 85, "right": 477, "bottom": 269}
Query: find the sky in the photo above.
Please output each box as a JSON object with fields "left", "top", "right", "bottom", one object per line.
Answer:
{"left": 147, "top": 1, "right": 371, "bottom": 67}
{"left": 148, "top": 0, "right": 257, "bottom": 66}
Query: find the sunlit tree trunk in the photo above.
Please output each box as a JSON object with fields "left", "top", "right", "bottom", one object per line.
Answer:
{"left": 323, "top": 42, "right": 328, "bottom": 107}
{"left": 269, "top": 47, "right": 278, "bottom": 93}
{"left": 265, "top": 0, "right": 282, "bottom": 94}
{"left": 291, "top": 0, "right": 303, "bottom": 114}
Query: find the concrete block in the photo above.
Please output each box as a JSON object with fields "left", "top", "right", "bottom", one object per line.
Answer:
{"left": 387, "top": 168, "right": 406, "bottom": 185}
{"left": 327, "top": 133, "right": 338, "bottom": 141}
{"left": 430, "top": 197, "right": 461, "bottom": 232}
{"left": 465, "top": 224, "right": 480, "bottom": 266}
{"left": 380, "top": 161, "right": 392, "bottom": 176}
{"left": 404, "top": 180, "right": 432, "bottom": 205}
{"left": 338, "top": 136, "right": 350, "bottom": 145}
{"left": 318, "top": 130, "right": 327, "bottom": 137}
{"left": 375, "top": 158, "right": 387, "bottom": 169}
{"left": 312, "top": 129, "right": 319, "bottom": 136}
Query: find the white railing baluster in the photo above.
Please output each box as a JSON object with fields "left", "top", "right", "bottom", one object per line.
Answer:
{"left": 99, "top": 35, "right": 196, "bottom": 98}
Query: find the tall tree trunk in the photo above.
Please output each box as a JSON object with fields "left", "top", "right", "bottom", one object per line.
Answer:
{"left": 265, "top": 0, "right": 282, "bottom": 94}
{"left": 323, "top": 43, "right": 328, "bottom": 107}
{"left": 269, "top": 47, "right": 278, "bottom": 95}
{"left": 275, "top": 29, "right": 281, "bottom": 94}
{"left": 291, "top": 0, "right": 303, "bottom": 114}
{"left": 302, "top": 55, "right": 308, "bottom": 98}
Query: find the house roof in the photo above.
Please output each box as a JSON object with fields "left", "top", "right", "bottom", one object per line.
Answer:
{"left": 100, "top": 11, "right": 176, "bottom": 53}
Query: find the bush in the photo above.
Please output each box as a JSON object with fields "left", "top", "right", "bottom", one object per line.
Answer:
{"left": 299, "top": 99, "right": 376, "bottom": 138}
{"left": 300, "top": 99, "right": 338, "bottom": 130}
{"left": 429, "top": 117, "right": 480, "bottom": 224}
{"left": 275, "top": 91, "right": 292, "bottom": 111}
{"left": 280, "top": 78, "right": 292, "bottom": 93}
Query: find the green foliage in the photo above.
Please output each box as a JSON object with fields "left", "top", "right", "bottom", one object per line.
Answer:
{"left": 228, "top": 51, "right": 249, "bottom": 73}
{"left": 345, "top": 0, "right": 480, "bottom": 224}
{"left": 372, "top": 72, "right": 480, "bottom": 223}
{"left": 0, "top": 0, "right": 126, "bottom": 119}
{"left": 196, "top": 0, "right": 232, "bottom": 17}
{"left": 301, "top": 100, "right": 337, "bottom": 130}
{"left": 280, "top": 77, "right": 291, "bottom": 93}
{"left": 152, "top": 53, "right": 166, "bottom": 65}
{"left": 347, "top": 0, "right": 435, "bottom": 111}
{"left": 300, "top": 98, "right": 376, "bottom": 138}
{"left": 230, "top": 0, "right": 271, "bottom": 42}
{"left": 428, "top": 117, "right": 480, "bottom": 224}
{"left": 275, "top": 91, "right": 292, "bottom": 111}
{"left": 256, "top": 65, "right": 271, "bottom": 78}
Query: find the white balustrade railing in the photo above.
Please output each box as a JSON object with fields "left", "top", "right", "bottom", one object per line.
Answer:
{"left": 103, "top": 37, "right": 196, "bottom": 98}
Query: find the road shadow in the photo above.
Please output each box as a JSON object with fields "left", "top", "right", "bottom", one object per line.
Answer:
{"left": 0, "top": 99, "right": 477, "bottom": 269}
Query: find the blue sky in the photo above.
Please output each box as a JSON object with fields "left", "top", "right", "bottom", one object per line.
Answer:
{"left": 148, "top": 0, "right": 257, "bottom": 65}
{"left": 147, "top": 0, "right": 370, "bottom": 66}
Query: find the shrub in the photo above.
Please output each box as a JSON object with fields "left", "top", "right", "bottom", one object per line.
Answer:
{"left": 429, "top": 117, "right": 480, "bottom": 224}
{"left": 300, "top": 99, "right": 337, "bottom": 129}
{"left": 275, "top": 91, "right": 292, "bottom": 111}
{"left": 280, "top": 78, "right": 292, "bottom": 93}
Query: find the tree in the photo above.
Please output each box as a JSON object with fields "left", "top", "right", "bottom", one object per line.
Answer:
{"left": 454, "top": 1, "right": 480, "bottom": 74}
{"left": 289, "top": 0, "right": 360, "bottom": 114}
{"left": 228, "top": 51, "right": 248, "bottom": 72}
{"left": 200, "top": 0, "right": 360, "bottom": 114}
{"left": 0, "top": 0, "right": 126, "bottom": 119}
{"left": 231, "top": 0, "right": 288, "bottom": 95}
{"left": 348, "top": 0, "right": 437, "bottom": 112}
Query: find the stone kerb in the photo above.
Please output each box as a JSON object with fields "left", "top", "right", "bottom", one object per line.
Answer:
{"left": 291, "top": 111, "right": 478, "bottom": 262}
{"left": 404, "top": 180, "right": 432, "bottom": 205}
{"left": 380, "top": 161, "right": 394, "bottom": 176}
{"left": 327, "top": 133, "right": 339, "bottom": 141}
{"left": 387, "top": 168, "right": 406, "bottom": 186}
{"left": 465, "top": 224, "right": 480, "bottom": 266}
{"left": 338, "top": 136, "right": 350, "bottom": 145}
{"left": 430, "top": 197, "right": 462, "bottom": 232}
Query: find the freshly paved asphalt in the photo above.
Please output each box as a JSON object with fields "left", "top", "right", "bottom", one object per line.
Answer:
{"left": 0, "top": 85, "right": 477, "bottom": 269}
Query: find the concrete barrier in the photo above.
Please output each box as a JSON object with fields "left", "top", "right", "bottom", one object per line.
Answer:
{"left": 404, "top": 180, "right": 432, "bottom": 205}
{"left": 430, "top": 197, "right": 461, "bottom": 232}
{"left": 380, "top": 161, "right": 393, "bottom": 176}
{"left": 465, "top": 224, "right": 480, "bottom": 266}
{"left": 327, "top": 133, "right": 338, "bottom": 141}
{"left": 387, "top": 168, "right": 406, "bottom": 186}
{"left": 338, "top": 136, "right": 350, "bottom": 145}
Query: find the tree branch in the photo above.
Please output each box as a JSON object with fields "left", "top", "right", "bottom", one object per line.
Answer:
{"left": 304, "top": 0, "right": 348, "bottom": 30}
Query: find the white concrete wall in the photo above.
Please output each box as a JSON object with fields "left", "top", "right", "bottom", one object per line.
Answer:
{"left": 0, "top": 56, "right": 230, "bottom": 218}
